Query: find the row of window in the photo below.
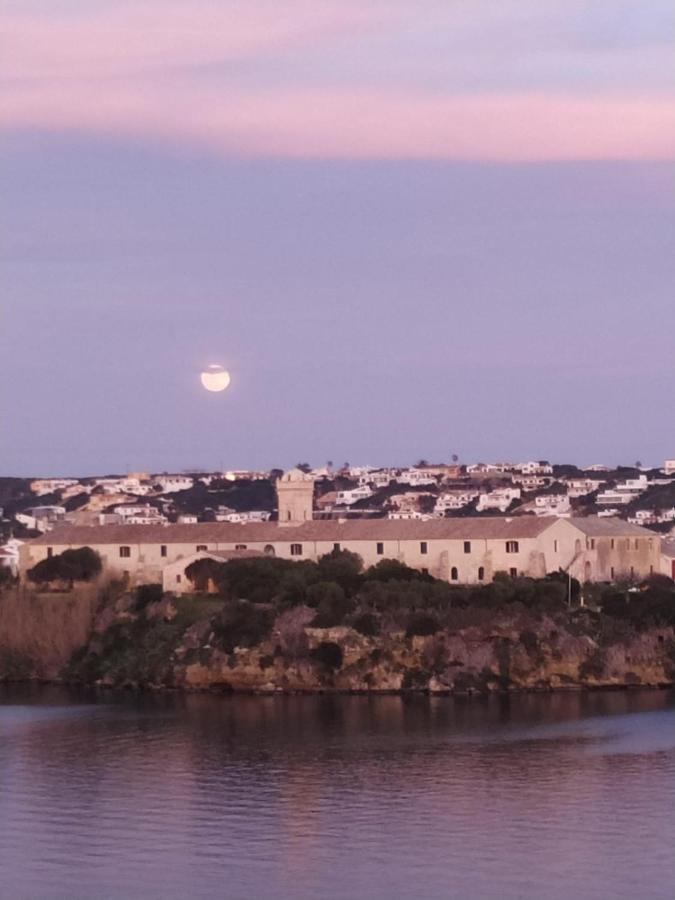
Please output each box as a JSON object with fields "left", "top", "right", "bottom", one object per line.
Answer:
{"left": 53, "top": 538, "right": 655, "bottom": 563}
{"left": 584, "top": 538, "right": 652, "bottom": 551}
{"left": 114, "top": 540, "right": 522, "bottom": 559}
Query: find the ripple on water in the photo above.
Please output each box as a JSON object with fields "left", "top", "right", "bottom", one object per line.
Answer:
{"left": 0, "top": 690, "right": 674, "bottom": 899}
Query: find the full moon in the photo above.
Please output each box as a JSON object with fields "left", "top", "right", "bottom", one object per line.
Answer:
{"left": 200, "top": 364, "right": 231, "bottom": 393}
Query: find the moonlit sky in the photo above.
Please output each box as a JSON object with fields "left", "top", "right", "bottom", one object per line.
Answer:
{"left": 2, "top": 1, "right": 674, "bottom": 475}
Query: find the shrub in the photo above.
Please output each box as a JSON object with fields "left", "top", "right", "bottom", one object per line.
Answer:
{"left": 405, "top": 612, "right": 439, "bottom": 637}
{"left": 308, "top": 582, "right": 355, "bottom": 627}
{"left": 317, "top": 548, "right": 363, "bottom": 594}
{"left": 135, "top": 583, "right": 164, "bottom": 609}
{"left": 351, "top": 612, "right": 380, "bottom": 637}
{"left": 364, "top": 559, "right": 432, "bottom": 583}
{"left": 311, "top": 641, "right": 343, "bottom": 670}
{"left": 211, "top": 601, "right": 274, "bottom": 652}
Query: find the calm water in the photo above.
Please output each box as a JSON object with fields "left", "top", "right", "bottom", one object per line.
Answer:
{"left": 1, "top": 687, "right": 674, "bottom": 899}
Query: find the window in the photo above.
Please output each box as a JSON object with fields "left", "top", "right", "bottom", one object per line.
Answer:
{"left": 333, "top": 543, "right": 341, "bottom": 552}
{"left": 376, "top": 542, "right": 384, "bottom": 555}
{"left": 287, "top": 510, "right": 292, "bottom": 521}
{"left": 196, "top": 545, "right": 207, "bottom": 552}
{"left": 463, "top": 541, "right": 471, "bottom": 554}
{"left": 421, "top": 567, "right": 429, "bottom": 576}
{"left": 47, "top": 547, "right": 53, "bottom": 558}
{"left": 264, "top": 544, "right": 275, "bottom": 557}
{"left": 509, "top": 567, "right": 518, "bottom": 578}
{"left": 451, "top": 567, "right": 458, "bottom": 581}
{"left": 610, "top": 566, "right": 615, "bottom": 580}
{"left": 505, "top": 541, "right": 519, "bottom": 554}
{"left": 478, "top": 566, "right": 485, "bottom": 582}
{"left": 420, "top": 541, "right": 428, "bottom": 555}
{"left": 176, "top": 574, "right": 182, "bottom": 583}
{"left": 160, "top": 545, "right": 167, "bottom": 558}
{"left": 290, "top": 543, "right": 303, "bottom": 556}
{"left": 553, "top": 540, "right": 558, "bottom": 553}
{"left": 235, "top": 544, "right": 247, "bottom": 550}
{"left": 630, "top": 566, "right": 635, "bottom": 578}
{"left": 611, "top": 539, "right": 615, "bottom": 550}
{"left": 634, "top": 539, "right": 639, "bottom": 550}
{"left": 587, "top": 538, "right": 595, "bottom": 550}
{"left": 119, "top": 546, "right": 131, "bottom": 558}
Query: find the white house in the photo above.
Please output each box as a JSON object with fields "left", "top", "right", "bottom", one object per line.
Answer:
{"left": 16, "top": 506, "right": 66, "bottom": 533}
{"left": 435, "top": 491, "right": 479, "bottom": 513}
{"left": 0, "top": 538, "right": 23, "bottom": 575}
{"left": 476, "top": 488, "right": 521, "bottom": 513}
{"left": 396, "top": 469, "right": 437, "bottom": 487}
{"left": 359, "top": 470, "right": 394, "bottom": 489}
{"left": 517, "top": 461, "right": 553, "bottom": 476}
{"left": 335, "top": 486, "right": 374, "bottom": 506}
{"left": 565, "top": 478, "right": 605, "bottom": 498}
{"left": 596, "top": 476, "right": 648, "bottom": 506}
{"left": 154, "top": 475, "right": 194, "bottom": 494}
{"left": 218, "top": 510, "right": 272, "bottom": 524}
{"left": 534, "top": 494, "right": 571, "bottom": 517}
{"left": 663, "top": 460, "right": 675, "bottom": 476}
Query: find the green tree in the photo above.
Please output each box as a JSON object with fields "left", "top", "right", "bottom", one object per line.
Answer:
{"left": 28, "top": 547, "right": 102, "bottom": 588}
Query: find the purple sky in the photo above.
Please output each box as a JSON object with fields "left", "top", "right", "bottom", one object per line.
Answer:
{"left": 2, "top": 1, "right": 674, "bottom": 475}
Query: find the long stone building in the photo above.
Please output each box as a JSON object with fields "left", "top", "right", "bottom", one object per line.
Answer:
{"left": 19, "top": 514, "right": 661, "bottom": 591}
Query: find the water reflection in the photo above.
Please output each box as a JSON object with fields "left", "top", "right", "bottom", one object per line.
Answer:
{"left": 1, "top": 687, "right": 674, "bottom": 899}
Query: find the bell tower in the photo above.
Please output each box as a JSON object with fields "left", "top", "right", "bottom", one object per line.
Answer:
{"left": 276, "top": 468, "right": 314, "bottom": 526}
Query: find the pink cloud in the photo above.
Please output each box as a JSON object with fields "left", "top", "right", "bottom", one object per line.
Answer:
{"left": 3, "top": 1, "right": 674, "bottom": 161}
{"left": 4, "top": 1, "right": 399, "bottom": 79}
{"left": 3, "top": 80, "right": 674, "bottom": 161}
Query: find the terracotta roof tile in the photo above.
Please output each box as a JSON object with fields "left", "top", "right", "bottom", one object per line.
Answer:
{"left": 30, "top": 516, "right": 557, "bottom": 546}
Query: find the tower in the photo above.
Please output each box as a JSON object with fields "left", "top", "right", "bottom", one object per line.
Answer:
{"left": 276, "top": 468, "right": 314, "bottom": 526}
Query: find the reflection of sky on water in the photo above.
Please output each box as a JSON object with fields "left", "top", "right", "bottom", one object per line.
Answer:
{"left": 1, "top": 688, "right": 674, "bottom": 899}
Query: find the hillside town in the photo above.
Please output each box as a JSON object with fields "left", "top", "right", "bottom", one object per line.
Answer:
{"left": 3, "top": 458, "right": 675, "bottom": 587}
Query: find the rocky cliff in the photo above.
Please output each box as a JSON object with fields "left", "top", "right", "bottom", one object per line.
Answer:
{"left": 1, "top": 587, "right": 668, "bottom": 694}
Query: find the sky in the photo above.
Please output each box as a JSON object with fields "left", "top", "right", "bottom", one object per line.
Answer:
{"left": 2, "top": 0, "right": 674, "bottom": 475}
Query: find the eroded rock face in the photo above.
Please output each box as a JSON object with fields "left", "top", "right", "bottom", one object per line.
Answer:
{"left": 3, "top": 589, "right": 674, "bottom": 693}
{"left": 170, "top": 618, "right": 675, "bottom": 694}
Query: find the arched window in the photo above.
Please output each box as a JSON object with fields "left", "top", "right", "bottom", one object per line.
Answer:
{"left": 264, "top": 544, "right": 275, "bottom": 557}
{"left": 451, "top": 567, "right": 458, "bottom": 581}
{"left": 478, "top": 566, "right": 485, "bottom": 582}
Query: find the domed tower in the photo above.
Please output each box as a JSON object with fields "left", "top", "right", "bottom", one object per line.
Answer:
{"left": 276, "top": 468, "right": 314, "bottom": 526}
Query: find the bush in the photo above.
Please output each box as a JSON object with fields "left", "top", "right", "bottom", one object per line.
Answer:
{"left": 317, "top": 549, "right": 363, "bottom": 594}
{"left": 135, "top": 583, "right": 164, "bottom": 609}
{"left": 211, "top": 600, "right": 275, "bottom": 652}
{"left": 406, "top": 612, "right": 440, "bottom": 637}
{"left": 311, "top": 641, "right": 343, "bottom": 670}
{"left": 308, "top": 582, "right": 355, "bottom": 627}
{"left": 364, "top": 559, "right": 433, "bottom": 583}
{"left": 351, "top": 612, "right": 380, "bottom": 637}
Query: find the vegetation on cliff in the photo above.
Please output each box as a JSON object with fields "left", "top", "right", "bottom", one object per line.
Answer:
{"left": 1, "top": 550, "right": 675, "bottom": 692}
